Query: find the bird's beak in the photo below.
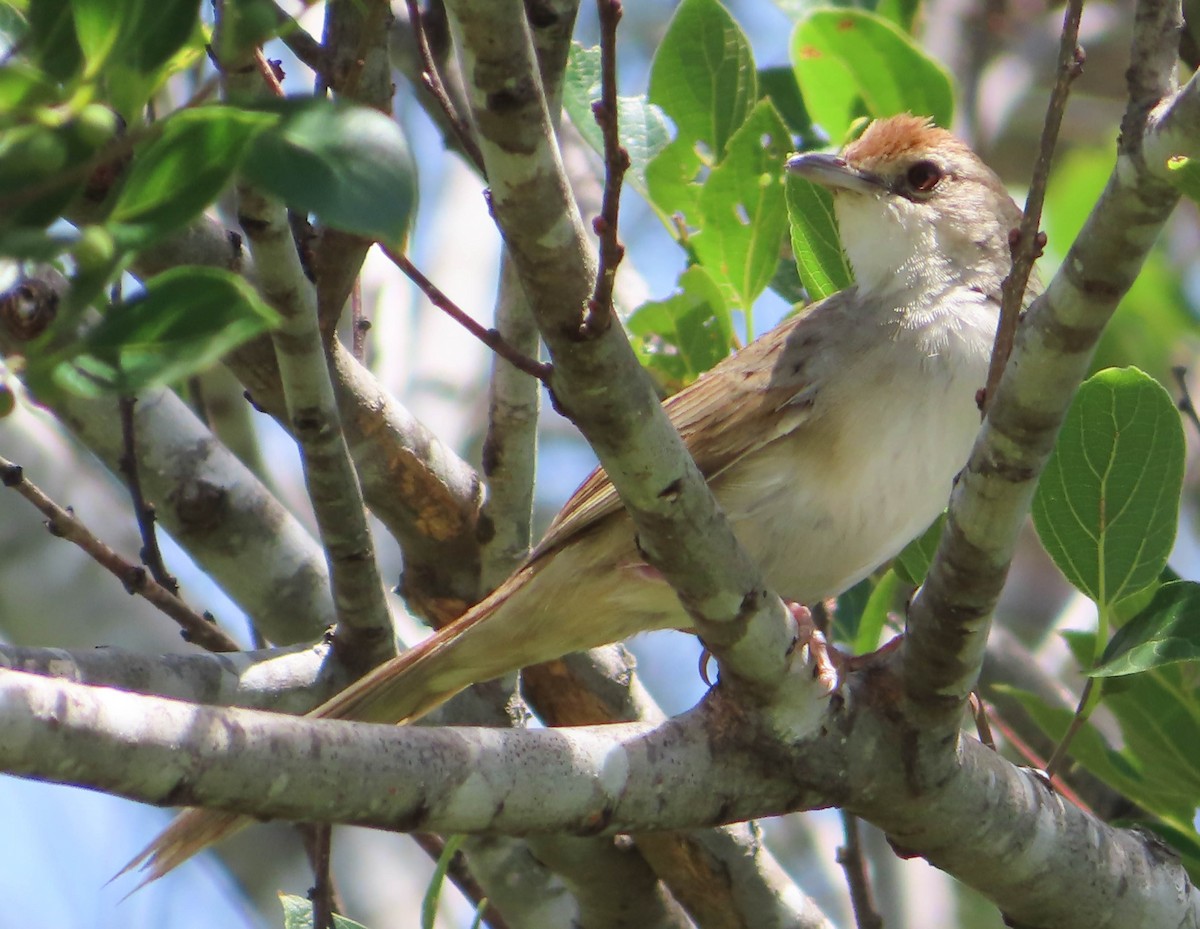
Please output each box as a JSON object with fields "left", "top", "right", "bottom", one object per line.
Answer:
{"left": 786, "top": 152, "right": 885, "bottom": 195}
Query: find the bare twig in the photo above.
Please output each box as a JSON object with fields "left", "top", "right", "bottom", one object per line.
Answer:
{"left": 1172, "top": 365, "right": 1200, "bottom": 437}
{"left": 380, "top": 245, "right": 553, "bottom": 383}
{"left": 981, "top": 0, "right": 1085, "bottom": 413}
{"left": 836, "top": 812, "right": 883, "bottom": 929}
{"left": 413, "top": 833, "right": 512, "bottom": 929}
{"left": 301, "top": 823, "right": 341, "bottom": 929}
{"left": 1044, "top": 677, "right": 1095, "bottom": 780}
{"left": 117, "top": 397, "right": 179, "bottom": 596}
{"left": 253, "top": 48, "right": 286, "bottom": 97}
{"left": 584, "top": 0, "right": 630, "bottom": 334}
{"left": 0, "top": 456, "right": 239, "bottom": 652}
{"left": 270, "top": 1, "right": 331, "bottom": 81}
{"left": 404, "top": 0, "right": 485, "bottom": 172}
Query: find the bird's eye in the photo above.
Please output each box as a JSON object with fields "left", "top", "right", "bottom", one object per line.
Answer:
{"left": 905, "top": 160, "right": 943, "bottom": 193}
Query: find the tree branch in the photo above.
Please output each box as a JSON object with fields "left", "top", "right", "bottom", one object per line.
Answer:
{"left": 0, "top": 456, "right": 239, "bottom": 653}
{"left": 901, "top": 0, "right": 1188, "bottom": 730}
{"left": 223, "top": 55, "right": 397, "bottom": 674}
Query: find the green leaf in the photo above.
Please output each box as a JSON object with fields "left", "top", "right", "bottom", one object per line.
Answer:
{"left": 48, "top": 266, "right": 281, "bottom": 396}
{"left": 627, "top": 264, "right": 735, "bottom": 391}
{"left": 69, "top": 0, "right": 129, "bottom": 74}
{"left": 110, "top": 106, "right": 274, "bottom": 248}
{"left": 690, "top": 99, "right": 791, "bottom": 310}
{"left": 123, "top": 0, "right": 200, "bottom": 73}
{"left": 831, "top": 576, "right": 872, "bottom": 646}
{"left": 854, "top": 568, "right": 900, "bottom": 654}
{"left": 786, "top": 173, "right": 851, "bottom": 300}
{"left": 1032, "top": 367, "right": 1185, "bottom": 608}
{"left": 241, "top": 99, "right": 417, "bottom": 246}
{"left": 893, "top": 513, "right": 945, "bottom": 585}
{"left": 422, "top": 835, "right": 466, "bottom": 929}
{"left": 1094, "top": 581, "right": 1200, "bottom": 676}
{"left": 645, "top": 0, "right": 756, "bottom": 226}
{"left": 757, "top": 66, "right": 815, "bottom": 141}
{"left": 279, "top": 892, "right": 369, "bottom": 929}
{"left": 790, "top": 9, "right": 953, "bottom": 143}
{"left": 29, "top": 0, "right": 83, "bottom": 81}
{"left": 562, "top": 43, "right": 671, "bottom": 198}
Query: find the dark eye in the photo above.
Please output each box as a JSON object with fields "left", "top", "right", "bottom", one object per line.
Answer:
{"left": 905, "top": 160, "right": 943, "bottom": 193}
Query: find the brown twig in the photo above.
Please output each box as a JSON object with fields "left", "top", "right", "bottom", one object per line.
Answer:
{"left": 413, "top": 834, "right": 511, "bottom": 929}
{"left": 981, "top": 0, "right": 1085, "bottom": 414}
{"left": 583, "top": 0, "right": 630, "bottom": 335}
{"left": 270, "top": 1, "right": 331, "bottom": 81}
{"left": 301, "top": 823, "right": 340, "bottom": 929}
{"left": 981, "top": 699, "right": 1095, "bottom": 815}
{"left": 836, "top": 811, "right": 883, "bottom": 929}
{"left": 380, "top": 245, "right": 552, "bottom": 383}
{"left": 118, "top": 396, "right": 179, "bottom": 597}
{"left": 0, "top": 455, "right": 239, "bottom": 652}
{"left": 253, "top": 48, "right": 287, "bottom": 97}
{"left": 404, "top": 0, "right": 485, "bottom": 172}
{"left": 1172, "top": 365, "right": 1200, "bottom": 437}
{"left": 1044, "top": 676, "right": 1094, "bottom": 780}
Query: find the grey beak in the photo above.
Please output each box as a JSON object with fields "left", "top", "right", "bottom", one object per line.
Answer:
{"left": 786, "top": 151, "right": 885, "bottom": 195}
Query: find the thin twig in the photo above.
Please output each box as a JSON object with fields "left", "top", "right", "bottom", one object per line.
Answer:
{"left": 1172, "top": 365, "right": 1200, "bottom": 437}
{"left": 118, "top": 396, "right": 179, "bottom": 596}
{"left": 404, "top": 0, "right": 485, "bottom": 172}
{"left": 270, "top": 1, "right": 331, "bottom": 81}
{"left": 981, "top": 0, "right": 1085, "bottom": 414}
{"left": 980, "top": 700, "right": 1095, "bottom": 815}
{"left": 413, "top": 834, "right": 511, "bottom": 929}
{"left": 1044, "top": 676, "right": 1095, "bottom": 780}
{"left": 254, "top": 48, "right": 287, "bottom": 97}
{"left": 836, "top": 811, "right": 883, "bottom": 929}
{"left": 301, "top": 823, "right": 340, "bottom": 929}
{"left": 583, "top": 0, "right": 630, "bottom": 335}
{"left": 0, "top": 456, "right": 239, "bottom": 652}
{"left": 380, "top": 245, "right": 553, "bottom": 383}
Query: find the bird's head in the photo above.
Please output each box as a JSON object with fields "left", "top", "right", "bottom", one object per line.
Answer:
{"left": 787, "top": 115, "right": 1022, "bottom": 305}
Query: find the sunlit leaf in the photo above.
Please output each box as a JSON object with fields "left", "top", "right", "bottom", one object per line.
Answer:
{"left": 1032, "top": 367, "right": 1184, "bottom": 608}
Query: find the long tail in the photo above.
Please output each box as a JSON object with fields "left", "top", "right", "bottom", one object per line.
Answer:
{"left": 120, "top": 566, "right": 555, "bottom": 885}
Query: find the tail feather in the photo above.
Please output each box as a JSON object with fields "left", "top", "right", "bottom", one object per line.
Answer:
{"left": 121, "top": 568, "right": 547, "bottom": 883}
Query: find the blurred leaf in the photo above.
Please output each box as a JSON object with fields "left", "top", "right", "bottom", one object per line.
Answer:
{"left": 279, "top": 892, "right": 368, "bottom": 929}
{"left": 562, "top": 43, "right": 671, "bottom": 198}
{"left": 645, "top": 0, "right": 756, "bottom": 226}
{"left": 627, "top": 264, "right": 734, "bottom": 390}
{"left": 0, "top": 117, "right": 101, "bottom": 228}
{"left": 757, "top": 65, "right": 814, "bottom": 140}
{"left": 69, "top": 0, "right": 129, "bottom": 74}
{"left": 691, "top": 99, "right": 791, "bottom": 310}
{"left": 831, "top": 576, "right": 872, "bottom": 645}
{"left": 123, "top": 0, "right": 199, "bottom": 73}
{"left": 854, "top": 568, "right": 900, "bottom": 654}
{"left": 786, "top": 172, "right": 851, "bottom": 300}
{"left": 110, "top": 106, "right": 273, "bottom": 248}
{"left": 1032, "top": 367, "right": 1184, "bottom": 608}
{"left": 1094, "top": 581, "right": 1200, "bottom": 676}
{"left": 893, "top": 512, "right": 945, "bottom": 585}
{"left": 0, "top": 61, "right": 60, "bottom": 115}
{"left": 29, "top": 0, "right": 82, "bottom": 80}
{"left": 790, "top": 8, "right": 953, "bottom": 144}
{"left": 241, "top": 98, "right": 417, "bottom": 246}
{"left": 422, "top": 835, "right": 466, "bottom": 929}
{"left": 47, "top": 266, "right": 281, "bottom": 396}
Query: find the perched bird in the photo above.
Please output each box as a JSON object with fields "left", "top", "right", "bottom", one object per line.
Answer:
{"left": 128, "top": 114, "right": 1027, "bottom": 879}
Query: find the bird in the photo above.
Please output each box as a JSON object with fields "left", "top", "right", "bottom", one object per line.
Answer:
{"left": 125, "top": 114, "right": 1028, "bottom": 881}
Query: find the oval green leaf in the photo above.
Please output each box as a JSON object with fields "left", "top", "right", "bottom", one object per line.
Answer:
{"left": 1094, "top": 581, "right": 1200, "bottom": 677}
{"left": 1031, "top": 367, "right": 1185, "bottom": 608}
{"left": 790, "top": 8, "right": 953, "bottom": 143}
{"left": 240, "top": 99, "right": 417, "bottom": 247}
{"left": 50, "top": 266, "right": 281, "bottom": 396}
{"left": 786, "top": 173, "right": 851, "bottom": 300}
{"left": 111, "top": 106, "right": 275, "bottom": 249}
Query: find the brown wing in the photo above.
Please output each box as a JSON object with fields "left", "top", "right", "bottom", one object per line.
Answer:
{"left": 530, "top": 295, "right": 845, "bottom": 563}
